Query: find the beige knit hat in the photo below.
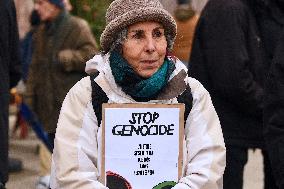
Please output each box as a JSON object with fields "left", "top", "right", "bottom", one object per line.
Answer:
{"left": 100, "top": 0, "right": 177, "bottom": 53}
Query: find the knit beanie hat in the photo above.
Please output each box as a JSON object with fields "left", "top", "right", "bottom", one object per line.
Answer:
{"left": 100, "top": 0, "right": 177, "bottom": 53}
{"left": 48, "top": 0, "right": 64, "bottom": 9}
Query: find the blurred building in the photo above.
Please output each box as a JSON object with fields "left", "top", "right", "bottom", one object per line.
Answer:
{"left": 160, "top": 0, "right": 208, "bottom": 14}
{"left": 160, "top": 0, "right": 177, "bottom": 14}
{"left": 191, "top": 0, "right": 208, "bottom": 12}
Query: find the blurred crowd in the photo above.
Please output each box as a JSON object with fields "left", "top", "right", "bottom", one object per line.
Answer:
{"left": 1, "top": 0, "right": 284, "bottom": 189}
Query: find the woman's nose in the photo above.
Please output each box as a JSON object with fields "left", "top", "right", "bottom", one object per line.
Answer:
{"left": 144, "top": 37, "right": 156, "bottom": 53}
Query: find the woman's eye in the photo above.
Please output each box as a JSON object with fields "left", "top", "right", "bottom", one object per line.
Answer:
{"left": 153, "top": 30, "right": 164, "bottom": 38}
{"left": 131, "top": 30, "right": 144, "bottom": 39}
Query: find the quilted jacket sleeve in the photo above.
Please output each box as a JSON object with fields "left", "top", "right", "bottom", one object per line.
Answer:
{"left": 50, "top": 76, "right": 107, "bottom": 189}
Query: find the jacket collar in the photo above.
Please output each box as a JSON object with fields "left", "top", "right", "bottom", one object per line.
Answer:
{"left": 44, "top": 11, "right": 68, "bottom": 35}
{"left": 156, "top": 69, "right": 187, "bottom": 100}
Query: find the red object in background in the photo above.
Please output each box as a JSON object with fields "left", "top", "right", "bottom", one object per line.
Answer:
{"left": 13, "top": 111, "right": 29, "bottom": 139}
{"left": 10, "top": 89, "right": 29, "bottom": 139}
{"left": 106, "top": 171, "right": 132, "bottom": 189}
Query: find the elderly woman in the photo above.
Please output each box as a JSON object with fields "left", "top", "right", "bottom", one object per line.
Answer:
{"left": 50, "top": 0, "right": 225, "bottom": 189}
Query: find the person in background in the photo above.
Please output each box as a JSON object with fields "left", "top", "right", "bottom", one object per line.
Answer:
{"left": 172, "top": 0, "right": 199, "bottom": 66}
{"left": 189, "top": 0, "right": 277, "bottom": 188}
{"left": 20, "top": 10, "right": 41, "bottom": 83}
{"left": 0, "top": 0, "right": 22, "bottom": 188}
{"left": 63, "top": 0, "right": 72, "bottom": 11}
{"left": 50, "top": 0, "right": 226, "bottom": 188}
{"left": 261, "top": 0, "right": 284, "bottom": 188}
{"left": 24, "top": 0, "right": 98, "bottom": 188}
{"left": 264, "top": 31, "right": 284, "bottom": 189}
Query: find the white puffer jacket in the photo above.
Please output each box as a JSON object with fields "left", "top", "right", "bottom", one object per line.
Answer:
{"left": 50, "top": 54, "right": 226, "bottom": 189}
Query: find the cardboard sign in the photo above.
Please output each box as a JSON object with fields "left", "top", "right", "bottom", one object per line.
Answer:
{"left": 101, "top": 103, "right": 185, "bottom": 189}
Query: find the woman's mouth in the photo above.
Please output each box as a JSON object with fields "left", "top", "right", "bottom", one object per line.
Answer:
{"left": 140, "top": 60, "right": 158, "bottom": 64}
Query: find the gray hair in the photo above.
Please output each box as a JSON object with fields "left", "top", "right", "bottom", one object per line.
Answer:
{"left": 108, "top": 29, "right": 128, "bottom": 53}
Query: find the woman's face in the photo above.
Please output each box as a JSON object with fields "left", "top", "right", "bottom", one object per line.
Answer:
{"left": 122, "top": 21, "right": 167, "bottom": 78}
{"left": 34, "top": 0, "right": 59, "bottom": 21}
